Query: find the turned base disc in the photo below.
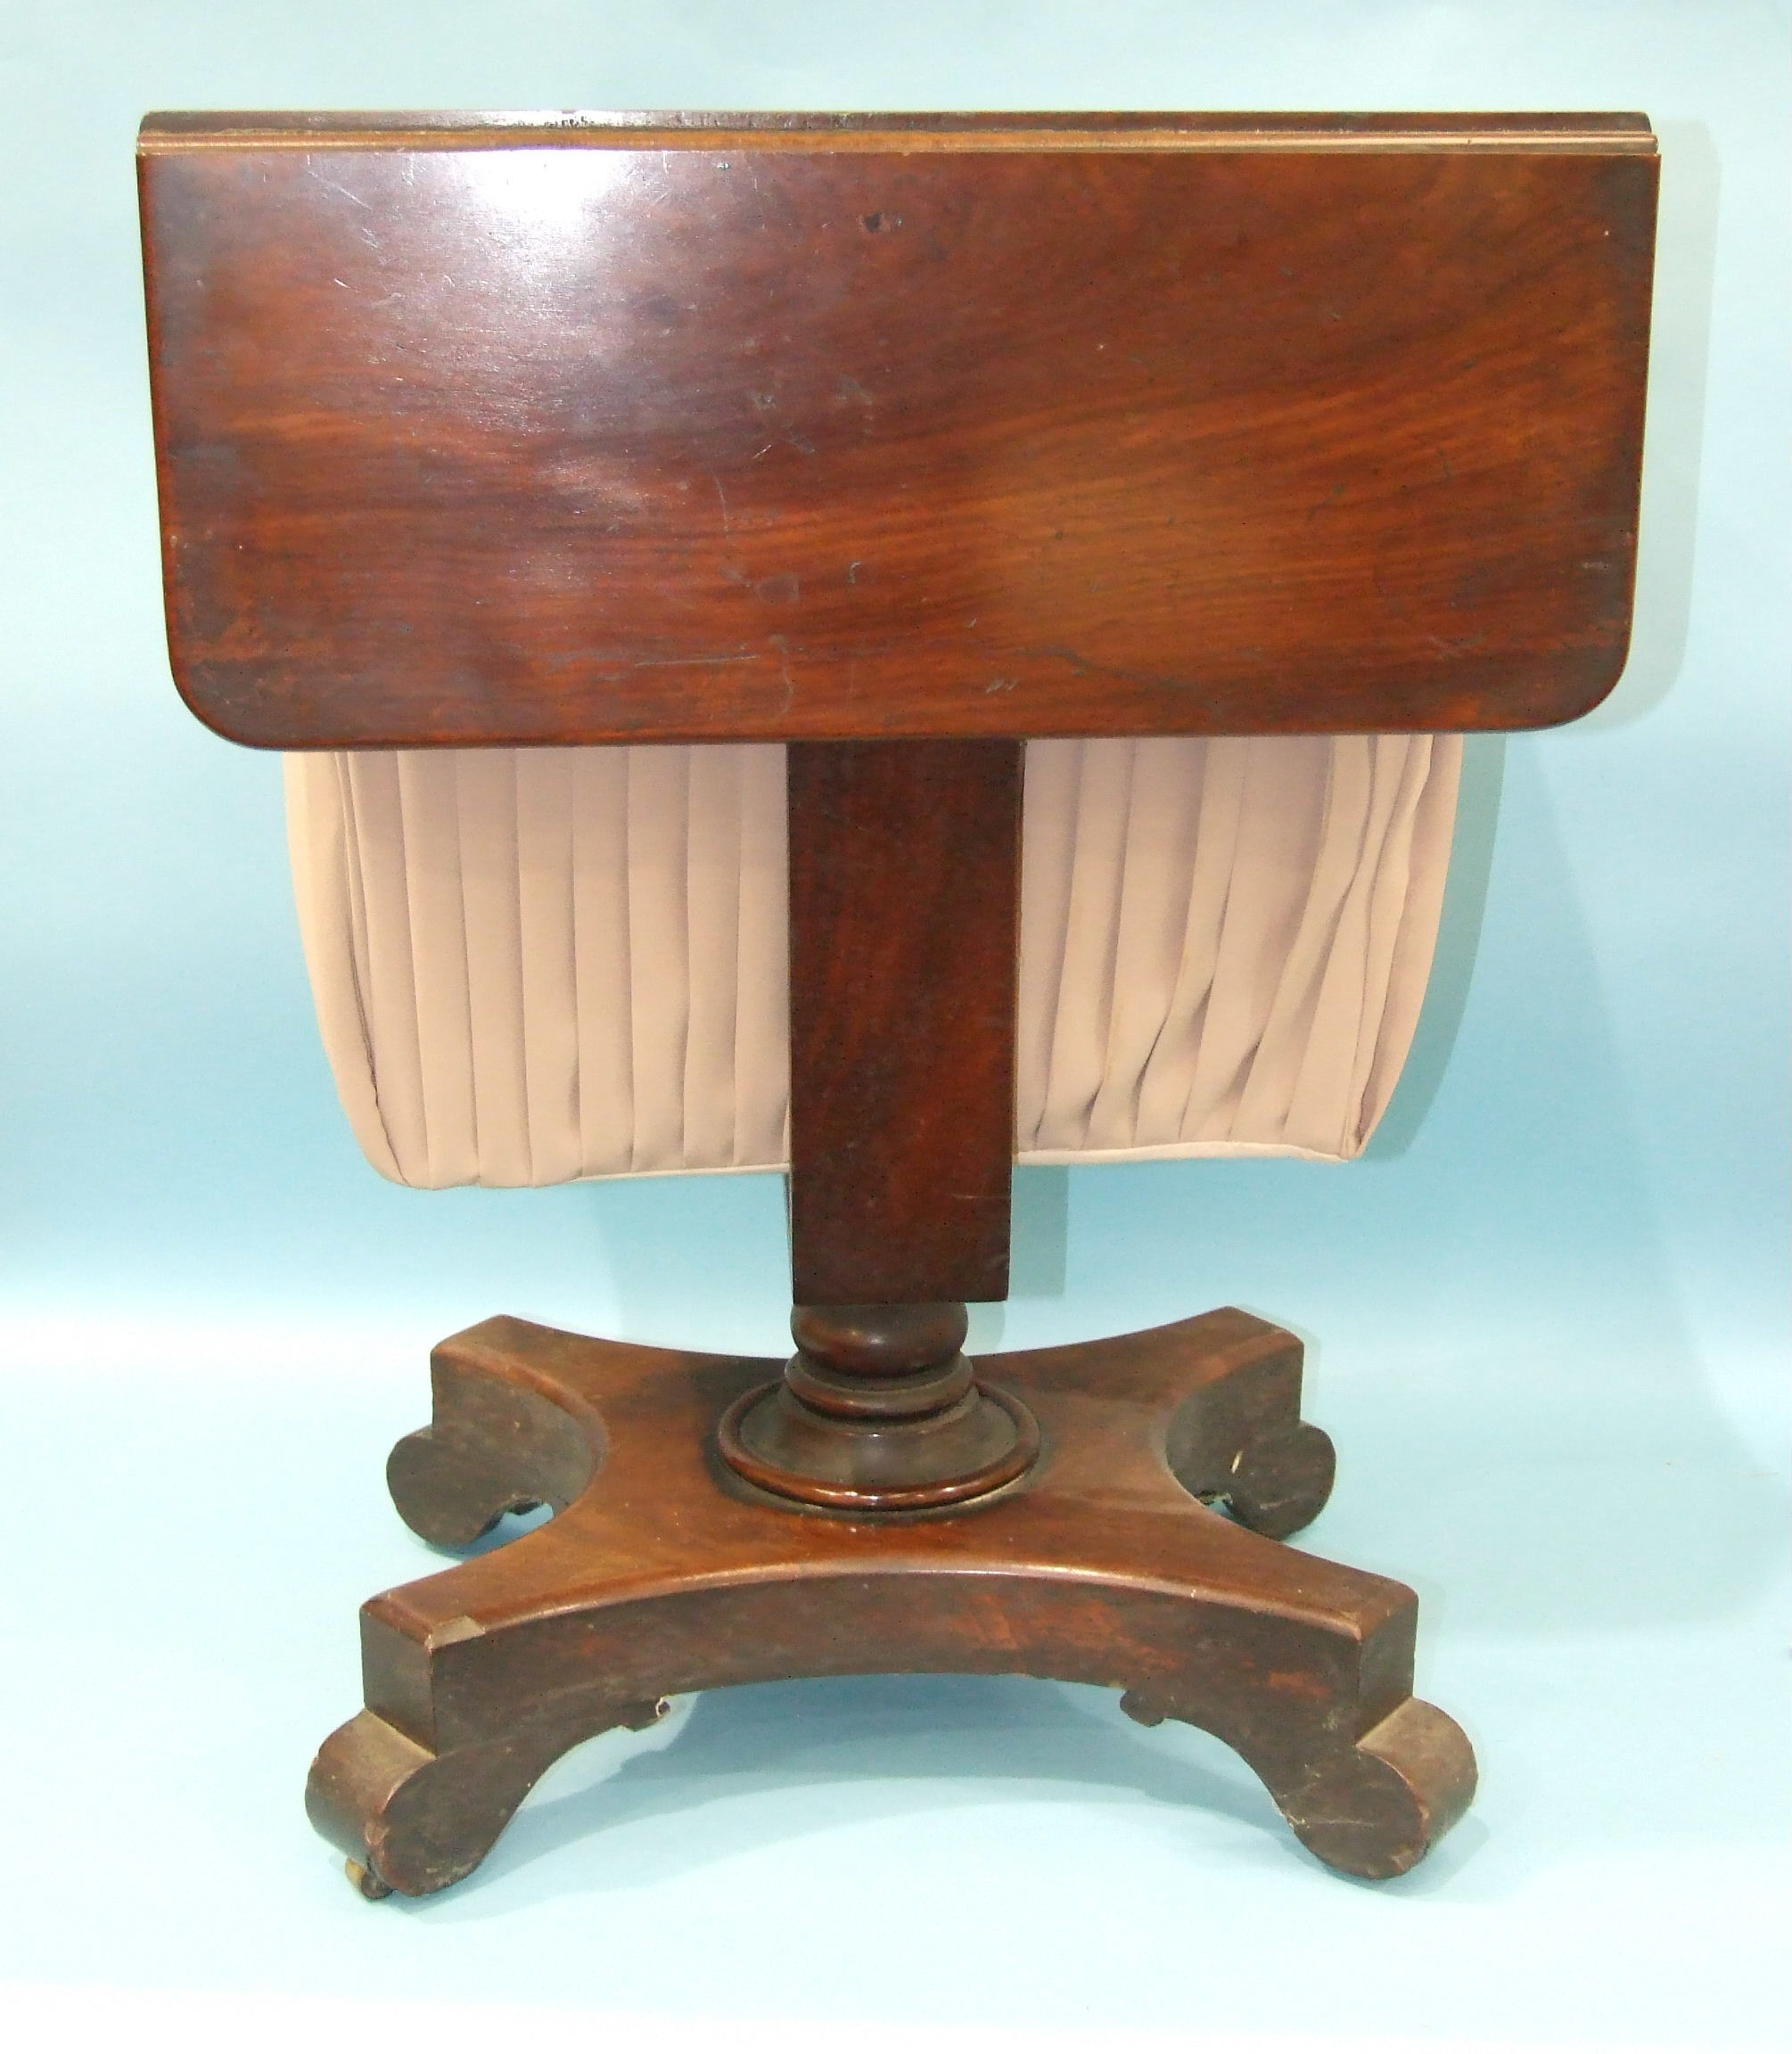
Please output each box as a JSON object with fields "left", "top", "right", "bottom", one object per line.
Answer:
{"left": 717, "top": 1375, "right": 1040, "bottom": 1510}
{"left": 715, "top": 1301, "right": 1042, "bottom": 1511}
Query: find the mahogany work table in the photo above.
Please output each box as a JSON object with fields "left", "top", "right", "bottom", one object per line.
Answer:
{"left": 139, "top": 109, "right": 1656, "bottom": 1895}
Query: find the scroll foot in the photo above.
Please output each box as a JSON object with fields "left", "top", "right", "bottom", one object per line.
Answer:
{"left": 1215, "top": 1418, "right": 1337, "bottom": 1540}
{"left": 383, "top": 1319, "right": 603, "bottom": 1547}
{"left": 1163, "top": 1310, "right": 1337, "bottom": 1537}
{"left": 308, "top": 1697, "right": 672, "bottom": 1900}
{"left": 1123, "top": 1688, "right": 1476, "bottom": 1879}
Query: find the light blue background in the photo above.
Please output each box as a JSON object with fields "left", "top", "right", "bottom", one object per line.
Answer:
{"left": 1, "top": 4, "right": 1786, "bottom": 2050}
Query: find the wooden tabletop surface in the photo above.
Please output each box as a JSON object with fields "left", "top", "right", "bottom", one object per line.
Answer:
{"left": 140, "top": 111, "right": 1656, "bottom": 749}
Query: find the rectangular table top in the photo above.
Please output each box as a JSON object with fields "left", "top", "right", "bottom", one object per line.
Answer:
{"left": 140, "top": 111, "right": 1656, "bottom": 748}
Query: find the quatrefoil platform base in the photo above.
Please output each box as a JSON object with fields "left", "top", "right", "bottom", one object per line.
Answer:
{"left": 307, "top": 1307, "right": 1476, "bottom": 1897}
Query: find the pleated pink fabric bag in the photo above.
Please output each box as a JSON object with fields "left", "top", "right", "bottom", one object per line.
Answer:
{"left": 286, "top": 734, "right": 1459, "bottom": 1188}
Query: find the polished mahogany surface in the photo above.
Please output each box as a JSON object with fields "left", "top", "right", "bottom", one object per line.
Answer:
{"left": 140, "top": 111, "right": 1656, "bottom": 749}
{"left": 786, "top": 739, "right": 1020, "bottom": 1307}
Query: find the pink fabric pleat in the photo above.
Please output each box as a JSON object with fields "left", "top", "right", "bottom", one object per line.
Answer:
{"left": 286, "top": 735, "right": 1459, "bottom": 1187}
